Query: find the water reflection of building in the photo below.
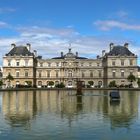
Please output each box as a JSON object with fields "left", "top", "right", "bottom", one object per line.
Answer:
{"left": 107, "top": 91, "right": 138, "bottom": 128}
{"left": 2, "top": 91, "right": 34, "bottom": 127}
{"left": 1, "top": 90, "right": 139, "bottom": 128}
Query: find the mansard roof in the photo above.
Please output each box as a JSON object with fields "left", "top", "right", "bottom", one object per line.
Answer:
{"left": 52, "top": 48, "right": 87, "bottom": 59}
{"left": 6, "top": 46, "right": 33, "bottom": 56}
{"left": 107, "top": 45, "right": 135, "bottom": 56}
{"left": 52, "top": 56, "right": 88, "bottom": 59}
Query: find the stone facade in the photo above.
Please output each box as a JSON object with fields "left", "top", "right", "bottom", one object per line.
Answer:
{"left": 2, "top": 43, "right": 138, "bottom": 88}
{"left": 3, "top": 44, "right": 37, "bottom": 87}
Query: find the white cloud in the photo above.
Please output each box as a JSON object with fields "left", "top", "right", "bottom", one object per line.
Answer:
{"left": 0, "top": 21, "right": 8, "bottom": 28}
{"left": 18, "top": 26, "right": 79, "bottom": 38}
{"left": 116, "top": 10, "right": 128, "bottom": 18}
{"left": 0, "top": 25, "right": 140, "bottom": 65}
{"left": 0, "top": 8, "right": 16, "bottom": 14}
{"left": 94, "top": 20, "right": 140, "bottom": 31}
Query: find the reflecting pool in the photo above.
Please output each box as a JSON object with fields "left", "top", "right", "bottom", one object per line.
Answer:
{"left": 0, "top": 90, "right": 140, "bottom": 140}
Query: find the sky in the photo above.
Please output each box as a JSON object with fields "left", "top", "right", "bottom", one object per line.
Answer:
{"left": 0, "top": 0, "right": 140, "bottom": 65}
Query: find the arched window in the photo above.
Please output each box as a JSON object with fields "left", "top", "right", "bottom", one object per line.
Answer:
{"left": 68, "top": 81, "right": 72, "bottom": 86}
{"left": 90, "top": 71, "right": 93, "bottom": 77}
{"left": 98, "top": 81, "right": 102, "bottom": 87}
{"left": 38, "top": 81, "right": 42, "bottom": 86}
{"left": 55, "top": 81, "right": 59, "bottom": 85}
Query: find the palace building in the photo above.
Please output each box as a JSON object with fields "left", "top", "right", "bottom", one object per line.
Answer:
{"left": 2, "top": 43, "right": 138, "bottom": 88}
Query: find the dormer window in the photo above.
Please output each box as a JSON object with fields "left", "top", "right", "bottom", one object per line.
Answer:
{"left": 48, "top": 63, "right": 51, "bottom": 67}
{"left": 40, "top": 62, "right": 43, "bottom": 67}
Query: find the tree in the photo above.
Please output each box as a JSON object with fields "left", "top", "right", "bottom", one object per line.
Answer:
{"left": 0, "top": 80, "right": 3, "bottom": 88}
{"left": 127, "top": 74, "right": 136, "bottom": 87}
{"left": 6, "top": 73, "right": 14, "bottom": 87}
{"left": 55, "top": 82, "right": 65, "bottom": 88}
{"left": 25, "top": 81, "right": 32, "bottom": 87}
{"left": 48, "top": 81, "right": 54, "bottom": 87}
{"left": 137, "top": 78, "right": 140, "bottom": 88}
{"left": 88, "top": 81, "right": 94, "bottom": 86}
{"left": 109, "top": 80, "right": 117, "bottom": 87}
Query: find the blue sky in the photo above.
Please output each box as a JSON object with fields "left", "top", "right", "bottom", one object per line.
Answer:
{"left": 0, "top": 0, "right": 140, "bottom": 65}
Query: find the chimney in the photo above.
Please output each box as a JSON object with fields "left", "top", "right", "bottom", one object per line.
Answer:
{"left": 11, "top": 43, "right": 16, "bottom": 48}
{"left": 61, "top": 52, "right": 63, "bottom": 57}
{"left": 76, "top": 52, "right": 78, "bottom": 57}
{"left": 124, "top": 42, "right": 129, "bottom": 48}
{"left": 34, "top": 50, "right": 37, "bottom": 57}
{"left": 109, "top": 43, "right": 114, "bottom": 51}
{"left": 102, "top": 50, "right": 105, "bottom": 57}
{"left": 26, "top": 43, "right": 31, "bottom": 51}
{"left": 97, "top": 55, "right": 100, "bottom": 59}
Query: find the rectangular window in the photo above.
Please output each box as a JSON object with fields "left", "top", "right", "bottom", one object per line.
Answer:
{"left": 130, "top": 60, "right": 133, "bottom": 65}
{"left": 112, "top": 70, "right": 116, "bottom": 78}
{"left": 47, "top": 71, "right": 50, "bottom": 77}
{"left": 121, "top": 70, "right": 124, "bottom": 77}
{"left": 82, "top": 72, "right": 85, "bottom": 77}
{"left": 25, "top": 60, "right": 28, "bottom": 66}
{"left": 121, "top": 60, "right": 124, "bottom": 66}
{"left": 112, "top": 61, "right": 115, "bottom": 66}
{"left": 16, "top": 71, "right": 19, "bottom": 77}
{"left": 89, "top": 63, "right": 92, "bottom": 66}
{"left": 39, "top": 71, "right": 42, "bottom": 77}
{"left": 25, "top": 71, "right": 28, "bottom": 77}
{"left": 48, "top": 63, "right": 51, "bottom": 67}
{"left": 130, "top": 72, "right": 133, "bottom": 75}
{"left": 99, "top": 71, "right": 102, "bottom": 77}
{"left": 56, "top": 71, "right": 59, "bottom": 77}
{"left": 16, "top": 61, "right": 19, "bottom": 66}
{"left": 8, "top": 60, "right": 11, "bottom": 66}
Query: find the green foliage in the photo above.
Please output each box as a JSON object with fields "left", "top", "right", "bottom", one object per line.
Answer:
{"left": 55, "top": 82, "right": 65, "bottom": 88}
{"left": 88, "top": 81, "right": 94, "bottom": 86}
{"left": 0, "top": 80, "right": 3, "bottom": 87}
{"left": 109, "top": 80, "right": 117, "bottom": 87}
{"left": 48, "top": 81, "right": 54, "bottom": 87}
{"left": 25, "top": 81, "right": 32, "bottom": 86}
{"left": 137, "top": 78, "right": 140, "bottom": 88}
{"left": 127, "top": 74, "right": 136, "bottom": 83}
{"left": 6, "top": 73, "right": 14, "bottom": 82}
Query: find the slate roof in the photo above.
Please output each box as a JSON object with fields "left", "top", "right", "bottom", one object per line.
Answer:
{"left": 138, "top": 66, "right": 140, "bottom": 71}
{"left": 6, "top": 46, "right": 33, "bottom": 56}
{"left": 52, "top": 48, "right": 87, "bottom": 59}
{"left": 52, "top": 56, "right": 87, "bottom": 59}
{"left": 107, "top": 46, "right": 135, "bottom": 56}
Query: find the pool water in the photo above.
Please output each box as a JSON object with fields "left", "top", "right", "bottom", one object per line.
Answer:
{"left": 0, "top": 90, "right": 140, "bottom": 140}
